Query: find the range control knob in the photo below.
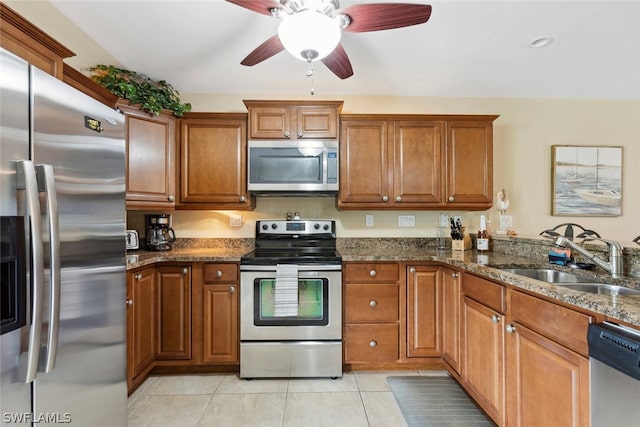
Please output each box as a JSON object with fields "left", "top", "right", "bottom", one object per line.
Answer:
{"left": 323, "top": 224, "right": 330, "bottom": 230}
{"left": 262, "top": 224, "right": 269, "bottom": 230}
{"left": 271, "top": 223, "right": 278, "bottom": 230}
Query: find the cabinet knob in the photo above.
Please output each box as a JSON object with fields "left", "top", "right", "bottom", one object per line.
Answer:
{"left": 451, "top": 272, "right": 459, "bottom": 278}
{"left": 409, "top": 267, "right": 416, "bottom": 273}
{"left": 448, "top": 196, "right": 454, "bottom": 202}
{"left": 369, "top": 269, "right": 377, "bottom": 277}
{"left": 284, "top": 131, "right": 290, "bottom": 138}
{"left": 491, "top": 315, "right": 500, "bottom": 324}
{"left": 369, "top": 340, "right": 377, "bottom": 348}
{"left": 125, "top": 299, "right": 133, "bottom": 306}
{"left": 216, "top": 270, "right": 223, "bottom": 278}
{"left": 395, "top": 196, "right": 402, "bottom": 202}
{"left": 506, "top": 324, "right": 517, "bottom": 334}
{"left": 369, "top": 300, "right": 377, "bottom": 307}
{"left": 229, "top": 286, "right": 236, "bottom": 293}
{"left": 382, "top": 195, "right": 389, "bottom": 202}
{"left": 240, "top": 195, "right": 246, "bottom": 202}
{"left": 168, "top": 195, "right": 175, "bottom": 202}
{"left": 134, "top": 273, "right": 142, "bottom": 280}
{"left": 182, "top": 267, "right": 189, "bottom": 274}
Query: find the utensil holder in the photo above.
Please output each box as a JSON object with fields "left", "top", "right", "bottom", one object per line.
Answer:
{"left": 452, "top": 235, "right": 472, "bottom": 251}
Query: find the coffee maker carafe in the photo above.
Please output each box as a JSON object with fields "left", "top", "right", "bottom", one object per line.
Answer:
{"left": 145, "top": 214, "right": 176, "bottom": 251}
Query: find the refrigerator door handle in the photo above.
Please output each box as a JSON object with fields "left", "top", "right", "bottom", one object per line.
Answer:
{"left": 16, "top": 160, "right": 45, "bottom": 383}
{"left": 36, "top": 164, "right": 60, "bottom": 372}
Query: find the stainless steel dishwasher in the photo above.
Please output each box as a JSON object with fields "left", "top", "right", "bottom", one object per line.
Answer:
{"left": 587, "top": 322, "right": 640, "bottom": 427}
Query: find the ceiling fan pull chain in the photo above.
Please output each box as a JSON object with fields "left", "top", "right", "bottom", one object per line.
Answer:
{"left": 306, "top": 60, "right": 315, "bottom": 95}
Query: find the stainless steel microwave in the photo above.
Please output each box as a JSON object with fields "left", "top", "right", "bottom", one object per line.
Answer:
{"left": 247, "top": 140, "right": 339, "bottom": 194}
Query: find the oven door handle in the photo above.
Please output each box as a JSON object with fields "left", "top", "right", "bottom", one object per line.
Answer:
{"left": 240, "top": 264, "right": 342, "bottom": 272}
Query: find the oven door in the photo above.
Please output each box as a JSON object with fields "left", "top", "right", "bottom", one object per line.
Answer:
{"left": 240, "top": 266, "right": 341, "bottom": 341}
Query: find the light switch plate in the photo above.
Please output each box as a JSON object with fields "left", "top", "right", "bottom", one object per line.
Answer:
{"left": 365, "top": 214, "right": 374, "bottom": 227}
{"left": 229, "top": 214, "right": 243, "bottom": 227}
{"left": 398, "top": 215, "right": 415, "bottom": 227}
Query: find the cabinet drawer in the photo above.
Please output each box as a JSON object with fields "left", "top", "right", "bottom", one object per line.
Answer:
{"left": 203, "top": 263, "right": 238, "bottom": 283}
{"left": 509, "top": 290, "right": 593, "bottom": 355}
{"left": 462, "top": 273, "right": 505, "bottom": 313}
{"left": 344, "top": 324, "right": 399, "bottom": 362}
{"left": 344, "top": 263, "right": 399, "bottom": 283}
{"left": 345, "top": 284, "right": 399, "bottom": 322}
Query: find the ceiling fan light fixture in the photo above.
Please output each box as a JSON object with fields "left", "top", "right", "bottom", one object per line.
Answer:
{"left": 278, "top": 10, "right": 341, "bottom": 61}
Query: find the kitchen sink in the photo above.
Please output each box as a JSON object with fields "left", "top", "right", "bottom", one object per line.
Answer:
{"left": 554, "top": 283, "right": 640, "bottom": 296}
{"left": 500, "top": 268, "right": 600, "bottom": 283}
{"left": 500, "top": 268, "right": 640, "bottom": 296}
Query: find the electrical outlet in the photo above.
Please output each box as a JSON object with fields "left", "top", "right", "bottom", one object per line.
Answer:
{"left": 365, "top": 214, "right": 374, "bottom": 227}
{"left": 398, "top": 215, "right": 415, "bottom": 227}
{"left": 229, "top": 214, "right": 243, "bottom": 228}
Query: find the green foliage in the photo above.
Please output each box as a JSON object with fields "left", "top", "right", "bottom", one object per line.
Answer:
{"left": 90, "top": 65, "right": 191, "bottom": 116}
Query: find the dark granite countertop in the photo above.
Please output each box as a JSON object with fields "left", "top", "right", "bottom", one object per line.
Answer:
{"left": 126, "top": 241, "right": 640, "bottom": 328}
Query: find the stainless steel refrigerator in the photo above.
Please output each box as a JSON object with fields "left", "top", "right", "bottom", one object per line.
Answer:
{"left": 1, "top": 48, "right": 127, "bottom": 426}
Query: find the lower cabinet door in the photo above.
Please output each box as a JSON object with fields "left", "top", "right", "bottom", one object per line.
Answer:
{"left": 462, "top": 296, "right": 505, "bottom": 425}
{"left": 506, "top": 321, "right": 590, "bottom": 427}
{"left": 155, "top": 266, "right": 192, "bottom": 360}
{"left": 202, "top": 284, "right": 239, "bottom": 363}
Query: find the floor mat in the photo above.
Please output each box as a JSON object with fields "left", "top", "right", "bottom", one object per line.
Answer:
{"left": 386, "top": 376, "right": 496, "bottom": 426}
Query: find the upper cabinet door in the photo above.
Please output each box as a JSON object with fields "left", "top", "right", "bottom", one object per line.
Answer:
{"left": 177, "top": 113, "right": 254, "bottom": 210}
{"left": 247, "top": 106, "right": 291, "bottom": 139}
{"left": 296, "top": 106, "right": 339, "bottom": 139}
{"left": 121, "top": 104, "right": 176, "bottom": 210}
{"left": 393, "top": 121, "right": 443, "bottom": 205}
{"left": 445, "top": 121, "right": 493, "bottom": 208}
{"left": 338, "top": 119, "right": 390, "bottom": 207}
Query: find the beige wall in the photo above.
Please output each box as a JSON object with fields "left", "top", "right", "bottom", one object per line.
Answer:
{"left": 10, "top": 1, "right": 640, "bottom": 244}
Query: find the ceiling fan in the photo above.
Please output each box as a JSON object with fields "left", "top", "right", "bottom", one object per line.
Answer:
{"left": 227, "top": 0, "right": 432, "bottom": 79}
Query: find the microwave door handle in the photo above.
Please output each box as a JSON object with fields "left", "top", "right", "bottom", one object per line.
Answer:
{"left": 36, "top": 164, "right": 60, "bottom": 372}
{"left": 16, "top": 160, "right": 45, "bottom": 383}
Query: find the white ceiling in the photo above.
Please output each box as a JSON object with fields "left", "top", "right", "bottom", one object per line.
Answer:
{"left": 44, "top": 0, "right": 640, "bottom": 99}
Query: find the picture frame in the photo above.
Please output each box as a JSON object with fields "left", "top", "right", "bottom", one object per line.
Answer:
{"left": 551, "top": 145, "right": 622, "bottom": 216}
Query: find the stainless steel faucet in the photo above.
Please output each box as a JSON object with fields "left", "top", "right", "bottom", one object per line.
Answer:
{"left": 553, "top": 236, "right": 624, "bottom": 278}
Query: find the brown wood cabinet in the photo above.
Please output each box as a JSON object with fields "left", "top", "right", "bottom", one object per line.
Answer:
{"left": 120, "top": 103, "right": 176, "bottom": 210}
{"left": 406, "top": 265, "right": 441, "bottom": 358}
{"left": 244, "top": 100, "right": 342, "bottom": 140}
{"left": 505, "top": 290, "right": 591, "bottom": 427}
{"left": 461, "top": 273, "right": 506, "bottom": 426}
{"left": 0, "top": 3, "right": 74, "bottom": 79}
{"left": 343, "top": 262, "right": 400, "bottom": 365}
{"left": 338, "top": 117, "right": 443, "bottom": 209}
{"left": 441, "top": 267, "right": 462, "bottom": 375}
{"left": 155, "top": 265, "right": 191, "bottom": 360}
{"left": 201, "top": 263, "right": 239, "bottom": 364}
{"left": 126, "top": 267, "right": 156, "bottom": 391}
{"left": 177, "top": 113, "right": 254, "bottom": 210}
{"left": 445, "top": 120, "right": 494, "bottom": 208}
{"left": 338, "top": 115, "right": 497, "bottom": 210}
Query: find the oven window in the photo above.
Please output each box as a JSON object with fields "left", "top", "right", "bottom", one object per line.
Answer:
{"left": 249, "top": 147, "right": 323, "bottom": 184}
{"left": 1, "top": 216, "right": 26, "bottom": 335}
{"left": 254, "top": 278, "right": 329, "bottom": 326}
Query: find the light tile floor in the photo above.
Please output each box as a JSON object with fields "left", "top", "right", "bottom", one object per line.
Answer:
{"left": 127, "top": 370, "right": 450, "bottom": 427}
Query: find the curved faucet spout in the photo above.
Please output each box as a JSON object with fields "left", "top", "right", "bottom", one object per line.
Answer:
{"left": 553, "top": 236, "right": 624, "bottom": 278}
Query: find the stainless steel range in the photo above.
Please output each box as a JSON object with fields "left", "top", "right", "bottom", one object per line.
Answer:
{"left": 240, "top": 219, "right": 342, "bottom": 378}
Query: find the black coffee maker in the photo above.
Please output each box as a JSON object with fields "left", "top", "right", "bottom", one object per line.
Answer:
{"left": 145, "top": 214, "right": 176, "bottom": 251}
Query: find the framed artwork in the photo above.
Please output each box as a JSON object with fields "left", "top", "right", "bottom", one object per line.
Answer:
{"left": 551, "top": 145, "right": 622, "bottom": 216}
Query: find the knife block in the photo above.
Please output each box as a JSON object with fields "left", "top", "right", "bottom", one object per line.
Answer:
{"left": 452, "top": 234, "right": 472, "bottom": 251}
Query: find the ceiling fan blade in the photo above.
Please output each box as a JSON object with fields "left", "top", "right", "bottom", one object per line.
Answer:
{"left": 321, "top": 44, "right": 354, "bottom": 80}
{"left": 241, "top": 35, "right": 285, "bottom": 66}
{"left": 340, "top": 3, "right": 432, "bottom": 33}
{"left": 225, "top": 0, "right": 282, "bottom": 17}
